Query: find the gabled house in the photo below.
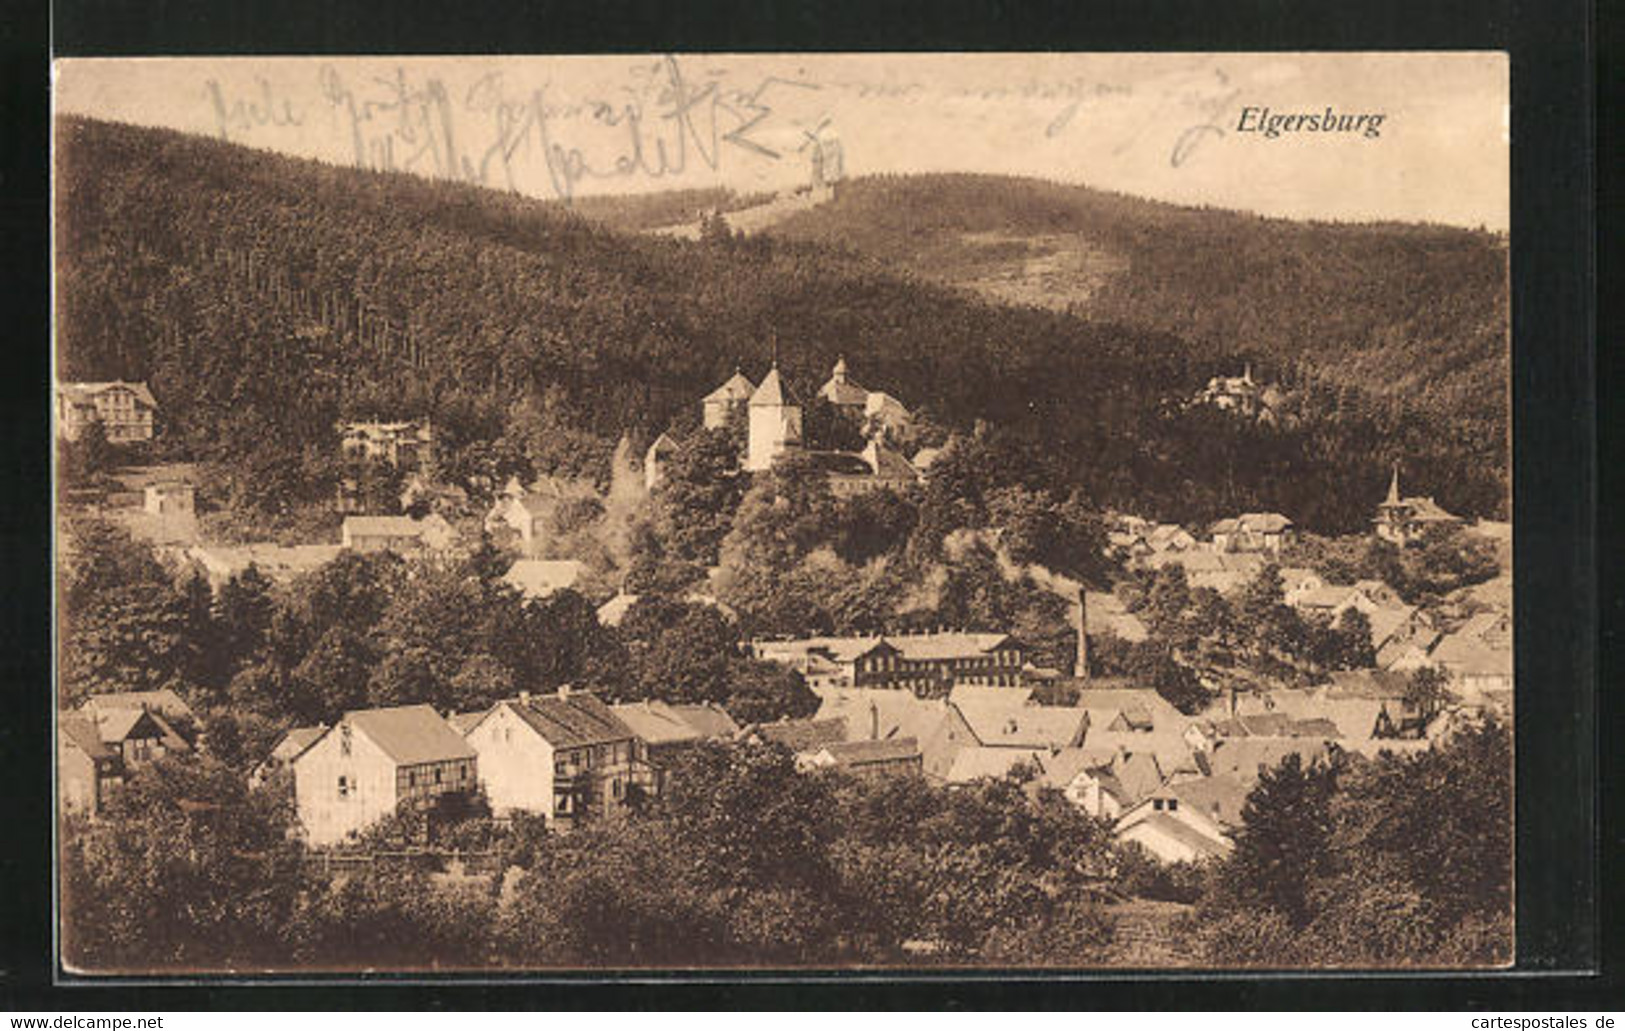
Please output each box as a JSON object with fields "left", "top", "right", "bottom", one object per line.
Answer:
{"left": 737, "top": 716, "right": 850, "bottom": 752}
{"left": 484, "top": 481, "right": 563, "bottom": 555}
{"left": 291, "top": 704, "right": 478, "bottom": 846}
{"left": 1037, "top": 747, "right": 1132, "bottom": 819}
{"left": 1114, "top": 776, "right": 1246, "bottom": 864}
{"left": 1209, "top": 512, "right": 1297, "bottom": 555}
{"left": 813, "top": 686, "right": 967, "bottom": 782}
{"left": 57, "top": 381, "right": 156, "bottom": 443}
{"left": 798, "top": 738, "right": 922, "bottom": 780}
{"left": 611, "top": 699, "right": 739, "bottom": 791}
{"left": 58, "top": 714, "right": 123, "bottom": 816}
{"left": 81, "top": 705, "right": 192, "bottom": 767}
{"left": 249, "top": 724, "right": 328, "bottom": 791}
{"left": 463, "top": 689, "right": 653, "bottom": 826}
{"left": 80, "top": 689, "right": 196, "bottom": 727}
{"left": 341, "top": 513, "right": 455, "bottom": 554}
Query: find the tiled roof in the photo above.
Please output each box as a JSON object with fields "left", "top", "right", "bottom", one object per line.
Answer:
{"left": 955, "top": 700, "right": 1087, "bottom": 750}
{"left": 1324, "top": 670, "right": 1411, "bottom": 699}
{"left": 817, "top": 687, "right": 953, "bottom": 745}
{"left": 1207, "top": 738, "right": 1331, "bottom": 783}
{"left": 508, "top": 693, "right": 635, "bottom": 749}
{"left": 271, "top": 725, "right": 329, "bottom": 762}
{"left": 503, "top": 559, "right": 586, "bottom": 599}
{"left": 58, "top": 380, "right": 157, "bottom": 408}
{"left": 60, "top": 714, "right": 114, "bottom": 760}
{"left": 612, "top": 700, "right": 706, "bottom": 746}
{"left": 815, "top": 737, "right": 920, "bottom": 766}
{"left": 819, "top": 377, "right": 869, "bottom": 407}
{"left": 1171, "top": 774, "right": 1251, "bottom": 829}
{"left": 748, "top": 716, "right": 849, "bottom": 752}
{"left": 667, "top": 703, "right": 742, "bottom": 739}
{"left": 1038, "top": 745, "right": 1118, "bottom": 788}
{"left": 447, "top": 710, "right": 489, "bottom": 736}
{"left": 1122, "top": 812, "right": 1232, "bottom": 860}
{"left": 596, "top": 592, "right": 640, "bottom": 627}
{"left": 93, "top": 707, "right": 190, "bottom": 752}
{"left": 749, "top": 367, "right": 791, "bottom": 406}
{"left": 347, "top": 704, "right": 477, "bottom": 766}
{"left": 1429, "top": 634, "right": 1512, "bottom": 676}
{"left": 81, "top": 689, "right": 194, "bottom": 720}
{"left": 945, "top": 746, "right": 1045, "bottom": 784}
{"left": 703, "top": 371, "right": 756, "bottom": 404}
{"left": 866, "top": 443, "right": 920, "bottom": 482}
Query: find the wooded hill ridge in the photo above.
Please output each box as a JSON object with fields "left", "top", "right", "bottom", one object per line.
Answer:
{"left": 55, "top": 117, "right": 1508, "bottom": 531}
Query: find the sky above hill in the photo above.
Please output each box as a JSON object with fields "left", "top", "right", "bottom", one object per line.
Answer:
{"left": 55, "top": 52, "right": 1508, "bottom": 230}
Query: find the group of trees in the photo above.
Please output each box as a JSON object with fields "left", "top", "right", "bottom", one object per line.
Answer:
{"left": 1088, "top": 562, "right": 1378, "bottom": 713}
{"left": 58, "top": 514, "right": 818, "bottom": 762}
{"left": 1193, "top": 717, "right": 1512, "bottom": 967}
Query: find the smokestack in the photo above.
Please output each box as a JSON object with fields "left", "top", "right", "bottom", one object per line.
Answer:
{"left": 1073, "top": 588, "right": 1089, "bottom": 679}
{"left": 869, "top": 700, "right": 879, "bottom": 741}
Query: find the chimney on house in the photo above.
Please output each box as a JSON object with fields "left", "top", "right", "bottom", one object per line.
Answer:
{"left": 557, "top": 684, "right": 572, "bottom": 700}
{"left": 1072, "top": 587, "right": 1089, "bottom": 679}
{"left": 518, "top": 690, "right": 531, "bottom": 707}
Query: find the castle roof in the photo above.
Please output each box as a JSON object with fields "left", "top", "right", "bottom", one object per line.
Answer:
{"left": 703, "top": 371, "right": 756, "bottom": 404}
{"left": 749, "top": 366, "right": 794, "bottom": 407}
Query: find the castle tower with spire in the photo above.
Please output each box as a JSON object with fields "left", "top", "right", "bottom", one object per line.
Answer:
{"left": 746, "top": 364, "right": 803, "bottom": 471}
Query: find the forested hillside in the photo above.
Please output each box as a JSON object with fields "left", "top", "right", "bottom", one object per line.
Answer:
{"left": 55, "top": 117, "right": 1505, "bottom": 531}
{"left": 768, "top": 174, "right": 1510, "bottom": 514}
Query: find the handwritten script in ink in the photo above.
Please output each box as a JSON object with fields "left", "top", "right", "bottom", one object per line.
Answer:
{"left": 305, "top": 57, "right": 820, "bottom": 201}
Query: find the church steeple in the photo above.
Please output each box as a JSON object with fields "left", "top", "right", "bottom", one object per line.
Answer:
{"left": 1385, "top": 463, "right": 1402, "bottom": 505}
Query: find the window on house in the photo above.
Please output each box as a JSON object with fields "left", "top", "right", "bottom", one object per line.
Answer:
{"left": 337, "top": 776, "right": 349, "bottom": 799}
{"left": 340, "top": 724, "right": 352, "bottom": 757}
{"left": 435, "top": 767, "right": 443, "bottom": 784}
{"left": 612, "top": 778, "right": 623, "bottom": 800}
{"left": 1167, "top": 799, "right": 1179, "bottom": 811}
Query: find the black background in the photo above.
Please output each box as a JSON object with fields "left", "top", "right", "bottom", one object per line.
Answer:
{"left": 3, "top": 0, "right": 1608, "bottom": 1010}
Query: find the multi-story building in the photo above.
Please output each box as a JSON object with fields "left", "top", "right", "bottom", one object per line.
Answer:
{"left": 291, "top": 704, "right": 478, "bottom": 846}
{"left": 337, "top": 420, "right": 433, "bottom": 469}
{"left": 56, "top": 381, "right": 156, "bottom": 443}
{"left": 461, "top": 688, "right": 656, "bottom": 827}
{"left": 752, "top": 631, "right": 1030, "bottom": 696}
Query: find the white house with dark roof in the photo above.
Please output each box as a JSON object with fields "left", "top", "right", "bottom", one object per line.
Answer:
{"left": 462, "top": 688, "right": 655, "bottom": 825}
{"left": 291, "top": 704, "right": 478, "bottom": 846}
{"left": 56, "top": 381, "right": 156, "bottom": 442}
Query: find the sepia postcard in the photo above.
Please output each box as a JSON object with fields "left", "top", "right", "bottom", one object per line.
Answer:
{"left": 51, "top": 52, "right": 1512, "bottom": 975}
